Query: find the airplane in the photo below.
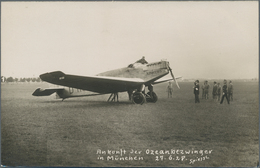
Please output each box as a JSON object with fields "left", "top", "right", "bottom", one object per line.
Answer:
{"left": 32, "top": 57, "right": 181, "bottom": 105}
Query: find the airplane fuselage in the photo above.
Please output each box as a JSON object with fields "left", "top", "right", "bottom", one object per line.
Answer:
{"left": 97, "top": 61, "right": 170, "bottom": 85}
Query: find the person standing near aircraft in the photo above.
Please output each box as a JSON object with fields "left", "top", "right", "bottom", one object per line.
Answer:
{"left": 212, "top": 81, "right": 218, "bottom": 100}
{"left": 204, "top": 80, "right": 210, "bottom": 99}
{"left": 107, "top": 93, "right": 119, "bottom": 102}
{"left": 167, "top": 81, "right": 173, "bottom": 98}
{"left": 135, "top": 56, "right": 148, "bottom": 64}
{"left": 216, "top": 83, "right": 221, "bottom": 101}
{"left": 228, "top": 81, "right": 233, "bottom": 101}
{"left": 194, "top": 80, "right": 200, "bottom": 103}
{"left": 220, "top": 79, "right": 230, "bottom": 104}
{"left": 128, "top": 56, "right": 148, "bottom": 68}
{"left": 201, "top": 81, "right": 205, "bottom": 99}
{"left": 112, "top": 92, "right": 119, "bottom": 102}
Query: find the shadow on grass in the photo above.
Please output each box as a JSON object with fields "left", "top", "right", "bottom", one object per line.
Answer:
{"left": 38, "top": 99, "right": 136, "bottom": 107}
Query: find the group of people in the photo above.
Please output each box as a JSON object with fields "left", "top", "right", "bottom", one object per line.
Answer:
{"left": 194, "top": 79, "right": 233, "bottom": 104}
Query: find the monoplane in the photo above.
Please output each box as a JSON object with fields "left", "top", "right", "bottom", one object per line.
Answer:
{"left": 32, "top": 57, "right": 181, "bottom": 104}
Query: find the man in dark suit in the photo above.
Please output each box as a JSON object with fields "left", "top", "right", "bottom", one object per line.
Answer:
{"left": 228, "top": 81, "right": 233, "bottom": 101}
{"left": 216, "top": 83, "right": 221, "bottom": 101}
{"left": 220, "top": 79, "right": 230, "bottom": 104}
{"left": 204, "top": 80, "right": 210, "bottom": 99}
{"left": 212, "top": 81, "right": 218, "bottom": 100}
{"left": 194, "top": 80, "right": 200, "bottom": 103}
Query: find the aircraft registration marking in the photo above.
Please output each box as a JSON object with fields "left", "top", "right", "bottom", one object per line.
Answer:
{"left": 147, "top": 62, "right": 162, "bottom": 67}
{"left": 146, "top": 69, "right": 166, "bottom": 75}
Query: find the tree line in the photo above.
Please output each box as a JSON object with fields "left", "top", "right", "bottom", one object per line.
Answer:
{"left": 1, "top": 76, "right": 42, "bottom": 83}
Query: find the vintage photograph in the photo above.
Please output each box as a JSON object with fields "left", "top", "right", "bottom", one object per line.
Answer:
{"left": 1, "top": 1, "right": 258, "bottom": 167}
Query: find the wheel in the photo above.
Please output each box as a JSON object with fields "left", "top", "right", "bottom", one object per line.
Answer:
{"left": 146, "top": 91, "right": 158, "bottom": 103}
{"left": 132, "top": 92, "right": 145, "bottom": 105}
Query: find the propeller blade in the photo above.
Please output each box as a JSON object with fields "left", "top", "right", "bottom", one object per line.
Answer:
{"left": 169, "top": 67, "right": 180, "bottom": 89}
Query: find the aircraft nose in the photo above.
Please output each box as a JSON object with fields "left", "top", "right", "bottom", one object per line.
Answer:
{"left": 39, "top": 73, "right": 50, "bottom": 82}
{"left": 39, "top": 71, "right": 66, "bottom": 82}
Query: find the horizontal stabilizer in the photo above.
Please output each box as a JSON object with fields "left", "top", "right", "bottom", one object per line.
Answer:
{"left": 32, "top": 88, "right": 64, "bottom": 96}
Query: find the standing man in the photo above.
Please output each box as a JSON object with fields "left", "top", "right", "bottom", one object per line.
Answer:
{"left": 212, "top": 81, "right": 218, "bottom": 100}
{"left": 167, "top": 81, "right": 173, "bottom": 98}
{"left": 108, "top": 93, "right": 119, "bottom": 102}
{"left": 216, "top": 83, "right": 221, "bottom": 101}
{"left": 204, "top": 80, "right": 210, "bottom": 99}
{"left": 111, "top": 92, "right": 119, "bottom": 102}
{"left": 220, "top": 79, "right": 230, "bottom": 104}
{"left": 228, "top": 81, "right": 233, "bottom": 101}
{"left": 201, "top": 81, "right": 205, "bottom": 99}
{"left": 194, "top": 80, "right": 200, "bottom": 103}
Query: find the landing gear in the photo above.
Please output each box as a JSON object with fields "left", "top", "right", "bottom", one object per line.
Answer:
{"left": 132, "top": 92, "right": 146, "bottom": 105}
{"left": 131, "top": 91, "right": 158, "bottom": 104}
{"left": 146, "top": 91, "right": 158, "bottom": 103}
{"left": 130, "top": 84, "right": 158, "bottom": 105}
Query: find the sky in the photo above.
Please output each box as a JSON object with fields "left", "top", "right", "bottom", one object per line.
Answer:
{"left": 1, "top": 1, "right": 258, "bottom": 79}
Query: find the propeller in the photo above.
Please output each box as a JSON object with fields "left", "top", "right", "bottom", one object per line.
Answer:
{"left": 168, "top": 66, "right": 180, "bottom": 89}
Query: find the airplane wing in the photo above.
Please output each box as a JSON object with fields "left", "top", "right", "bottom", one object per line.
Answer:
{"left": 152, "top": 76, "right": 182, "bottom": 85}
{"left": 39, "top": 71, "right": 144, "bottom": 93}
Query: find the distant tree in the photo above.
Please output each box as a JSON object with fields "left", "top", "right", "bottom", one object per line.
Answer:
{"left": 14, "top": 78, "right": 19, "bottom": 82}
{"left": 31, "top": 78, "right": 36, "bottom": 82}
{"left": 36, "top": 77, "right": 41, "bottom": 82}
{"left": 19, "top": 78, "right": 26, "bottom": 82}
{"left": 6, "top": 77, "right": 14, "bottom": 82}
{"left": 26, "top": 78, "right": 31, "bottom": 82}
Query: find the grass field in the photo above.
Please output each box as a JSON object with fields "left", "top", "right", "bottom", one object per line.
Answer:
{"left": 1, "top": 81, "right": 259, "bottom": 167}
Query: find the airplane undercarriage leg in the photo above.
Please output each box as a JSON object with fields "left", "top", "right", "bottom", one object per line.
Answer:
{"left": 147, "top": 84, "right": 153, "bottom": 99}
{"left": 107, "top": 93, "right": 113, "bottom": 102}
{"left": 127, "top": 90, "right": 133, "bottom": 101}
{"left": 107, "top": 93, "right": 119, "bottom": 102}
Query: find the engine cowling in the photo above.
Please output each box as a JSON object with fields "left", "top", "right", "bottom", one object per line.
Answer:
{"left": 132, "top": 92, "right": 145, "bottom": 105}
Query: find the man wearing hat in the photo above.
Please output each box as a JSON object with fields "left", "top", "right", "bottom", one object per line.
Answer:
{"left": 204, "top": 80, "right": 210, "bottom": 99}
{"left": 194, "top": 80, "right": 200, "bottom": 103}
{"left": 212, "top": 81, "right": 218, "bottom": 100}
{"left": 220, "top": 79, "right": 230, "bottom": 104}
{"left": 228, "top": 81, "right": 233, "bottom": 101}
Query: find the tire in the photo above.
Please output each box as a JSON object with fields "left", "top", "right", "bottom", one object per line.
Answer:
{"left": 146, "top": 91, "right": 158, "bottom": 103}
{"left": 132, "top": 92, "right": 145, "bottom": 105}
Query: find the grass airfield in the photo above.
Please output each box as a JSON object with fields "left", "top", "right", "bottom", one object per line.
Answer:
{"left": 1, "top": 81, "right": 259, "bottom": 167}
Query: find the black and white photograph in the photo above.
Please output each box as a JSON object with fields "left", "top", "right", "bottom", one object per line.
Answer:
{"left": 1, "top": 1, "right": 259, "bottom": 167}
